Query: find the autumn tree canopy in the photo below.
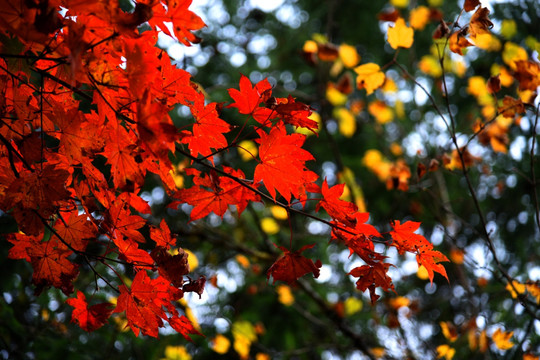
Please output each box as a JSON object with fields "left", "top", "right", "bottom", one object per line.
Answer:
{"left": 0, "top": 0, "right": 539, "bottom": 359}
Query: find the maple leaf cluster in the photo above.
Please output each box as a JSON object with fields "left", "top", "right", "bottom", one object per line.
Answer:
{"left": 0, "top": 0, "right": 448, "bottom": 338}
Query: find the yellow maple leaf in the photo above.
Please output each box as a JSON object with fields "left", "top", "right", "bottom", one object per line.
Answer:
{"left": 354, "top": 63, "right": 385, "bottom": 95}
{"left": 334, "top": 107, "right": 356, "bottom": 137}
{"left": 339, "top": 44, "right": 360, "bottom": 68}
{"left": 492, "top": 328, "right": 514, "bottom": 351}
{"left": 500, "top": 19, "right": 517, "bottom": 39}
{"left": 344, "top": 297, "right": 363, "bottom": 316}
{"left": 390, "top": 0, "right": 409, "bottom": 8}
{"left": 162, "top": 345, "right": 191, "bottom": 360}
{"left": 211, "top": 334, "right": 231, "bottom": 354}
{"left": 440, "top": 321, "right": 458, "bottom": 342}
{"left": 260, "top": 217, "right": 279, "bottom": 235}
{"left": 270, "top": 205, "right": 288, "bottom": 220}
{"left": 502, "top": 42, "right": 528, "bottom": 70}
{"left": 326, "top": 85, "right": 348, "bottom": 106}
{"left": 387, "top": 18, "right": 414, "bottom": 49}
{"left": 232, "top": 321, "right": 257, "bottom": 359}
{"left": 525, "top": 282, "right": 540, "bottom": 304}
{"left": 410, "top": 6, "right": 431, "bottom": 30}
{"left": 436, "top": 344, "right": 456, "bottom": 360}
{"left": 368, "top": 100, "right": 394, "bottom": 124}
{"left": 276, "top": 285, "right": 295, "bottom": 306}
{"left": 419, "top": 55, "right": 443, "bottom": 77}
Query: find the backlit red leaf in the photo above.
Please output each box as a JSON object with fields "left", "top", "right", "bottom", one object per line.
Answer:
{"left": 267, "top": 244, "right": 322, "bottom": 285}
{"left": 254, "top": 124, "right": 318, "bottom": 202}
{"left": 66, "top": 291, "right": 114, "bottom": 332}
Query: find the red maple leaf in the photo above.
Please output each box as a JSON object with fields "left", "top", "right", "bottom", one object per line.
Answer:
{"left": 177, "top": 167, "right": 260, "bottom": 221}
{"left": 150, "top": 219, "right": 177, "bottom": 249}
{"left": 273, "top": 95, "right": 318, "bottom": 132}
{"left": 181, "top": 94, "right": 231, "bottom": 161}
{"left": 114, "top": 271, "right": 184, "bottom": 338}
{"left": 227, "top": 74, "right": 274, "bottom": 124}
{"left": 55, "top": 210, "right": 97, "bottom": 253}
{"left": 28, "top": 239, "right": 79, "bottom": 296}
{"left": 169, "top": 314, "right": 202, "bottom": 341}
{"left": 2, "top": 164, "right": 71, "bottom": 235}
{"left": 348, "top": 262, "right": 395, "bottom": 303}
{"left": 390, "top": 220, "right": 449, "bottom": 284}
{"left": 101, "top": 126, "right": 146, "bottom": 192}
{"left": 66, "top": 291, "right": 114, "bottom": 332}
{"left": 105, "top": 195, "right": 147, "bottom": 244}
{"left": 177, "top": 168, "right": 237, "bottom": 221}
{"left": 416, "top": 248, "right": 449, "bottom": 284}
{"left": 254, "top": 124, "right": 318, "bottom": 202}
{"left": 389, "top": 220, "right": 426, "bottom": 255}
{"left": 267, "top": 244, "right": 322, "bottom": 285}
{"left": 330, "top": 212, "right": 383, "bottom": 264}
{"left": 315, "top": 179, "right": 358, "bottom": 223}
{"left": 151, "top": 246, "right": 190, "bottom": 287}
{"left": 147, "top": 0, "right": 206, "bottom": 46}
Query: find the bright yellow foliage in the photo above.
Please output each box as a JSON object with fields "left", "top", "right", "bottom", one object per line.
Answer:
{"left": 437, "top": 344, "right": 455, "bottom": 360}
{"left": 270, "top": 205, "right": 288, "bottom": 220}
{"left": 417, "top": 265, "right": 430, "bottom": 280}
{"left": 354, "top": 63, "right": 385, "bottom": 94}
{"left": 362, "top": 150, "right": 391, "bottom": 181}
{"left": 326, "top": 85, "right": 348, "bottom": 106}
{"left": 238, "top": 140, "right": 258, "bottom": 161}
{"left": 500, "top": 19, "right": 517, "bottom": 39}
{"left": 344, "top": 297, "right": 363, "bottom": 315}
{"left": 339, "top": 44, "right": 360, "bottom": 68}
{"left": 428, "top": 0, "right": 444, "bottom": 6}
{"left": 184, "top": 249, "right": 199, "bottom": 270}
{"left": 440, "top": 321, "right": 458, "bottom": 342}
{"left": 387, "top": 18, "right": 414, "bottom": 49}
{"left": 502, "top": 42, "right": 528, "bottom": 70}
{"left": 260, "top": 217, "right": 279, "bottom": 235}
{"left": 390, "top": 0, "right": 409, "bottom": 8}
{"left": 302, "top": 40, "right": 318, "bottom": 53}
{"left": 368, "top": 100, "right": 394, "bottom": 124}
{"left": 276, "top": 285, "right": 295, "bottom": 306}
{"left": 473, "top": 33, "right": 501, "bottom": 51}
{"left": 162, "top": 346, "right": 191, "bottom": 360}
{"left": 232, "top": 321, "right": 257, "bottom": 359}
{"left": 410, "top": 6, "right": 431, "bottom": 30}
{"left": 211, "top": 334, "right": 231, "bottom": 354}
{"left": 419, "top": 55, "right": 442, "bottom": 77}
{"left": 334, "top": 107, "right": 356, "bottom": 137}
{"left": 492, "top": 328, "right": 514, "bottom": 350}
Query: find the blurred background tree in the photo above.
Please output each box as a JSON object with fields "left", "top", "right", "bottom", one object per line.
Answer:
{"left": 1, "top": 0, "right": 539, "bottom": 359}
